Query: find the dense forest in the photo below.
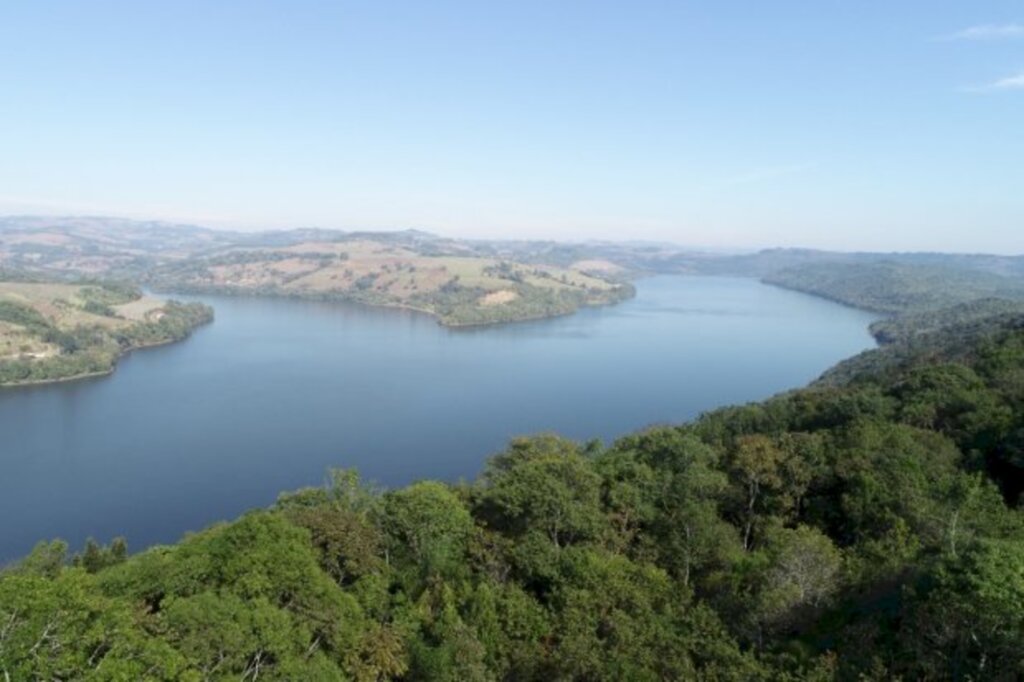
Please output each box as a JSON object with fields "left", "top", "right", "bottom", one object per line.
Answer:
{"left": 867, "top": 298, "right": 1024, "bottom": 345}
{"left": 2, "top": 311, "right": 1023, "bottom": 679}
{"left": 760, "top": 262, "right": 1024, "bottom": 358}
{"left": 763, "top": 261, "right": 1024, "bottom": 317}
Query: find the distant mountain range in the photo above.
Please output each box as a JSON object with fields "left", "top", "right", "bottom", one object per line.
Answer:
{"left": 3, "top": 214, "right": 1022, "bottom": 275}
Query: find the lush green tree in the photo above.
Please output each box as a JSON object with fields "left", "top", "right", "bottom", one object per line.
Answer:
{"left": 899, "top": 539, "right": 1024, "bottom": 680}
{"left": 478, "top": 435, "right": 605, "bottom": 551}
{"left": 278, "top": 470, "right": 386, "bottom": 586}
{"left": 385, "top": 480, "right": 475, "bottom": 582}
{"left": 724, "top": 434, "right": 806, "bottom": 550}
{"left": 755, "top": 524, "right": 842, "bottom": 633}
{"left": 547, "top": 548, "right": 757, "bottom": 680}
{"left": 609, "top": 429, "right": 740, "bottom": 585}
{"left": 0, "top": 570, "right": 187, "bottom": 680}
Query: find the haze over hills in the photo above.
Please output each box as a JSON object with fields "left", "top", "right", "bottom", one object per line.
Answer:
{"left": 4, "top": 215, "right": 1024, "bottom": 334}
{"left": 0, "top": 216, "right": 636, "bottom": 328}
{"left": 5, "top": 215, "right": 1024, "bottom": 277}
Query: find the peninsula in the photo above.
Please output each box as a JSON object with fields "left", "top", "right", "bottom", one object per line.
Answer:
{"left": 0, "top": 278, "right": 212, "bottom": 386}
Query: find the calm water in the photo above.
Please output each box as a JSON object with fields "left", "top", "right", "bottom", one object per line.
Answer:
{"left": 0, "top": 276, "right": 877, "bottom": 561}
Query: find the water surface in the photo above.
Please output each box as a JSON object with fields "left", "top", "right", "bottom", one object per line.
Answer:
{"left": 0, "top": 276, "right": 877, "bottom": 561}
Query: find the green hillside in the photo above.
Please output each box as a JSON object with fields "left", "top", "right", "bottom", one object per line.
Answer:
{"left": 0, "top": 279, "right": 212, "bottom": 386}
{"left": 763, "top": 261, "right": 1024, "bottom": 315}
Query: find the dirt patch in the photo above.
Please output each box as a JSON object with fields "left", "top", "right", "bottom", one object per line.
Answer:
{"left": 571, "top": 259, "right": 624, "bottom": 274}
{"left": 479, "top": 289, "right": 519, "bottom": 306}
{"left": 113, "top": 296, "right": 165, "bottom": 321}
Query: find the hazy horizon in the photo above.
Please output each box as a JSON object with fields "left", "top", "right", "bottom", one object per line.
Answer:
{"left": 5, "top": 212, "right": 1024, "bottom": 258}
{"left": 2, "top": 2, "right": 1022, "bottom": 253}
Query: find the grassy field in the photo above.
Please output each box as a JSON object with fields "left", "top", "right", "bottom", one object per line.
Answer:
{"left": 0, "top": 282, "right": 161, "bottom": 329}
{"left": 0, "top": 280, "right": 212, "bottom": 386}
{"left": 149, "top": 240, "right": 633, "bottom": 326}
{"left": 1, "top": 220, "right": 637, "bottom": 326}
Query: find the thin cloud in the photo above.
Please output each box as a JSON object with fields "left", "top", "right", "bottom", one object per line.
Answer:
{"left": 943, "top": 23, "right": 1024, "bottom": 41}
{"left": 967, "top": 71, "right": 1024, "bottom": 92}
{"left": 989, "top": 72, "right": 1024, "bottom": 89}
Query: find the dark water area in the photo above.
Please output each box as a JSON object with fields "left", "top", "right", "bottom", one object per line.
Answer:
{"left": 0, "top": 276, "right": 877, "bottom": 561}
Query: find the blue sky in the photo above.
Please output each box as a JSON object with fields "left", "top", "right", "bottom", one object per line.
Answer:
{"left": 0, "top": 1, "right": 1021, "bottom": 252}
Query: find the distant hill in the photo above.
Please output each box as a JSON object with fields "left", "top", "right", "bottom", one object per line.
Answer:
{"left": 146, "top": 240, "right": 633, "bottom": 327}
{"left": 4, "top": 215, "right": 1024, "bottom": 329}
{"left": 687, "top": 247, "right": 1024, "bottom": 279}
{"left": 0, "top": 278, "right": 211, "bottom": 386}
{"left": 869, "top": 298, "right": 1024, "bottom": 344}
{"left": 0, "top": 217, "right": 634, "bottom": 326}
{"left": 762, "top": 261, "right": 1024, "bottom": 315}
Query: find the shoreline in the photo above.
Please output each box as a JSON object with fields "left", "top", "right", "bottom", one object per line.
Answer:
{"left": 755, "top": 277, "right": 892, "bottom": 344}
{"left": 0, "top": 316, "right": 213, "bottom": 389}
{"left": 149, "top": 282, "right": 636, "bottom": 329}
{"left": 0, "top": 367, "right": 114, "bottom": 388}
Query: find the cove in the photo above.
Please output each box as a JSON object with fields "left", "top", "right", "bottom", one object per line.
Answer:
{"left": 0, "top": 276, "right": 877, "bottom": 561}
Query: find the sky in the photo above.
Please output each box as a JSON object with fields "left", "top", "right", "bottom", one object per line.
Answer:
{"left": 0, "top": 1, "right": 1021, "bottom": 253}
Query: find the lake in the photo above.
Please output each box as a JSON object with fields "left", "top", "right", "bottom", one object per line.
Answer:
{"left": 0, "top": 276, "right": 877, "bottom": 562}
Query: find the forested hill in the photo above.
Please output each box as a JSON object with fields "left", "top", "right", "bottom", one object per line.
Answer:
{"left": 762, "top": 261, "right": 1024, "bottom": 315}
{"left": 3, "top": 314, "right": 1024, "bottom": 679}
{"left": 759, "top": 260, "right": 1024, "bottom": 351}
{"left": 4, "top": 215, "right": 1023, "bottom": 331}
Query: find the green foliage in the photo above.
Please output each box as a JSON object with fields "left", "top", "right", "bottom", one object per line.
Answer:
{"left": 478, "top": 435, "right": 605, "bottom": 551}
{"left": 417, "top": 280, "right": 635, "bottom": 327}
{"left": 0, "top": 345, "right": 117, "bottom": 385}
{"left": 144, "top": 234, "right": 636, "bottom": 328}
{"left": 72, "top": 537, "right": 128, "bottom": 573}
{"left": 0, "top": 285, "right": 212, "bottom": 386}
{"left": 110, "top": 301, "right": 213, "bottom": 349}
{"left": 899, "top": 539, "right": 1024, "bottom": 680}
{"left": 385, "top": 481, "right": 474, "bottom": 581}
{"left": 278, "top": 471, "right": 385, "bottom": 586}
{"left": 765, "top": 261, "right": 1024, "bottom": 316}
{"left": 0, "top": 299, "right": 52, "bottom": 331}
{"left": 3, "top": 316, "right": 1024, "bottom": 679}
{"left": 870, "top": 297, "right": 1024, "bottom": 344}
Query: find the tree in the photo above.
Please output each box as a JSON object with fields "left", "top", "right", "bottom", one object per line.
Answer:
{"left": 0, "top": 570, "right": 188, "bottom": 679}
{"left": 900, "top": 539, "right": 1024, "bottom": 680}
{"left": 478, "top": 435, "right": 605, "bottom": 551}
{"left": 758, "top": 525, "right": 842, "bottom": 626}
{"left": 547, "top": 548, "right": 757, "bottom": 680}
{"left": 726, "top": 435, "right": 803, "bottom": 550}
{"left": 609, "top": 429, "right": 740, "bottom": 585}
{"left": 385, "top": 481, "right": 474, "bottom": 581}
{"left": 278, "top": 470, "right": 385, "bottom": 586}
{"left": 593, "top": 449, "right": 658, "bottom": 552}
